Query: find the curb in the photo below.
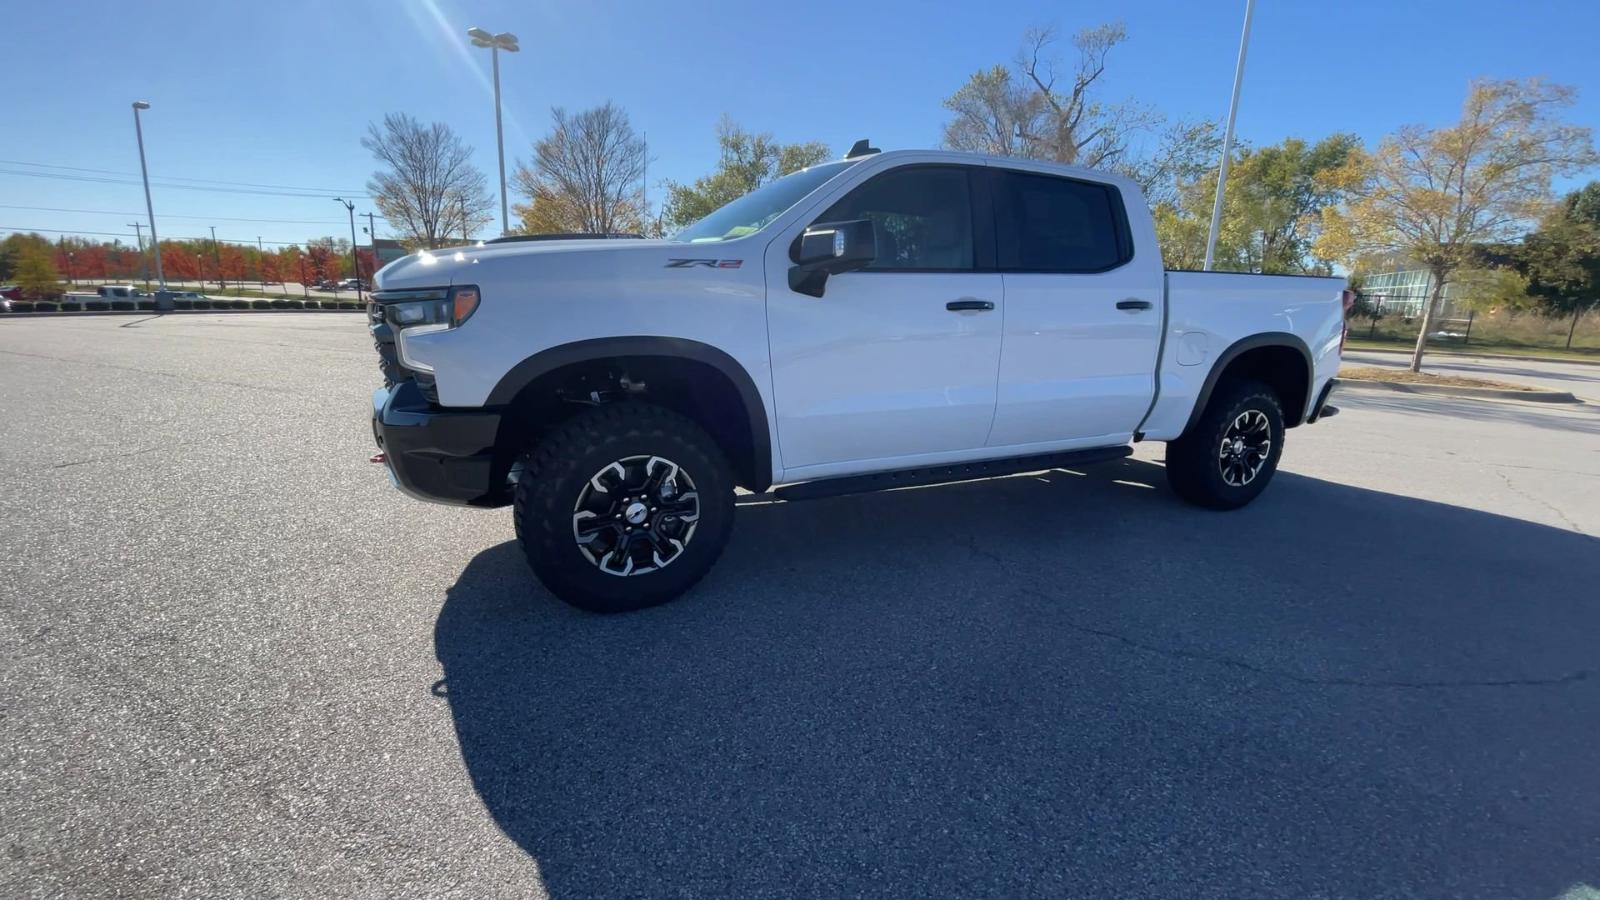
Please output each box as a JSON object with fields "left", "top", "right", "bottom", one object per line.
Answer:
{"left": 1339, "top": 378, "right": 1581, "bottom": 404}
{"left": 1346, "top": 345, "right": 1600, "bottom": 368}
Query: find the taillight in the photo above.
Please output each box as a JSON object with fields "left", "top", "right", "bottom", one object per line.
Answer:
{"left": 1339, "top": 289, "right": 1356, "bottom": 356}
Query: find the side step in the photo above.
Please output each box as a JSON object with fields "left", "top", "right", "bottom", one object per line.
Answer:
{"left": 772, "top": 446, "right": 1133, "bottom": 503}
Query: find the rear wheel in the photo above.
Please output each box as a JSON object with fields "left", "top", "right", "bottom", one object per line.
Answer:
{"left": 1165, "top": 378, "right": 1285, "bottom": 510}
{"left": 514, "top": 403, "right": 735, "bottom": 612}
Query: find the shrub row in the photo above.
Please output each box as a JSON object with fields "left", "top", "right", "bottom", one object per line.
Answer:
{"left": 6, "top": 298, "right": 366, "bottom": 314}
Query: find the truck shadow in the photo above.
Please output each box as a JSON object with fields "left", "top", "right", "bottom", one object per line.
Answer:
{"left": 433, "top": 459, "right": 1600, "bottom": 898}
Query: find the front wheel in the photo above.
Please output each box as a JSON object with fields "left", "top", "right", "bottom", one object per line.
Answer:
{"left": 1164, "top": 378, "right": 1285, "bottom": 510}
{"left": 514, "top": 403, "right": 736, "bottom": 612}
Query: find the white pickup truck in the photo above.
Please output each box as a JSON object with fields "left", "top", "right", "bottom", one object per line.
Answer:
{"left": 369, "top": 145, "right": 1350, "bottom": 611}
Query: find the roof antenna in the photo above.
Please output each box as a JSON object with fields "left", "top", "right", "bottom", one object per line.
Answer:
{"left": 845, "top": 139, "right": 880, "bottom": 159}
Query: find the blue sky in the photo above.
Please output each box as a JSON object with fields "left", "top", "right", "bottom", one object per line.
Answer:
{"left": 3, "top": 0, "right": 1597, "bottom": 249}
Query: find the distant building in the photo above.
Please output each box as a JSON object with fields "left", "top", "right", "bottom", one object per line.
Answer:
{"left": 357, "top": 239, "right": 408, "bottom": 280}
{"left": 1361, "top": 268, "right": 1465, "bottom": 318}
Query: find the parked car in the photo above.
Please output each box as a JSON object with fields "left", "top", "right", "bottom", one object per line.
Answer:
{"left": 369, "top": 144, "right": 1351, "bottom": 612}
{"left": 96, "top": 285, "right": 149, "bottom": 300}
{"left": 0, "top": 285, "right": 21, "bottom": 302}
{"left": 337, "top": 278, "right": 368, "bottom": 291}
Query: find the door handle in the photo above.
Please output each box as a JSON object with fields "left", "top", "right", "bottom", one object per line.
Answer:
{"left": 1116, "top": 299, "right": 1153, "bottom": 311}
{"left": 946, "top": 298, "right": 995, "bottom": 312}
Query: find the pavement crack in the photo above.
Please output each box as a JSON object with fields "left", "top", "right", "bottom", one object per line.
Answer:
{"left": 51, "top": 431, "right": 241, "bottom": 470}
{"left": 0, "top": 348, "right": 300, "bottom": 394}
{"left": 1490, "top": 467, "right": 1588, "bottom": 534}
{"left": 1018, "top": 588, "right": 1593, "bottom": 690}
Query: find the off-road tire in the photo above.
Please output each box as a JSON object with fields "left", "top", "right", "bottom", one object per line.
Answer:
{"left": 1165, "top": 378, "right": 1285, "bottom": 510}
{"left": 514, "top": 402, "right": 736, "bottom": 612}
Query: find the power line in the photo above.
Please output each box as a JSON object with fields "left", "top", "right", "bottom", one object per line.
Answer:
{"left": 0, "top": 168, "right": 373, "bottom": 200}
{"left": 0, "top": 159, "right": 370, "bottom": 195}
{"left": 0, "top": 204, "right": 378, "bottom": 226}
{"left": 1, "top": 226, "right": 329, "bottom": 246}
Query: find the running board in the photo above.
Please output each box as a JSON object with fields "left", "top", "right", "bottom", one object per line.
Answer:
{"left": 772, "top": 446, "right": 1133, "bottom": 503}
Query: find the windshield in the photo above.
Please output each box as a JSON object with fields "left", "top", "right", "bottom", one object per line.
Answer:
{"left": 671, "top": 160, "right": 857, "bottom": 243}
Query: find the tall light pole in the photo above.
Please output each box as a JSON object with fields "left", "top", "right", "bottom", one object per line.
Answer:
{"left": 334, "top": 198, "right": 363, "bottom": 302}
{"left": 131, "top": 101, "right": 166, "bottom": 291}
{"left": 468, "top": 26, "right": 520, "bottom": 236}
{"left": 1203, "top": 0, "right": 1256, "bottom": 272}
{"left": 127, "top": 222, "right": 148, "bottom": 288}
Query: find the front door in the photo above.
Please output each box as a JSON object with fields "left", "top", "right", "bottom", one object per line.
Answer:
{"left": 765, "top": 164, "right": 1003, "bottom": 475}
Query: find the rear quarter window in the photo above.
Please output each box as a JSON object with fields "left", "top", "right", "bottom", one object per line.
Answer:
{"left": 997, "top": 171, "right": 1130, "bottom": 273}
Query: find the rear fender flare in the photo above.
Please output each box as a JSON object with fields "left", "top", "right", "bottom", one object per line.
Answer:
{"left": 1181, "top": 332, "right": 1313, "bottom": 436}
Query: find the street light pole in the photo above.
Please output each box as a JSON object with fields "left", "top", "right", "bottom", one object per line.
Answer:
{"left": 468, "top": 27, "right": 520, "bottom": 236}
{"left": 258, "top": 236, "right": 265, "bottom": 290}
{"left": 131, "top": 101, "right": 166, "bottom": 291}
{"left": 1204, "top": 0, "right": 1255, "bottom": 272}
{"left": 334, "top": 198, "right": 362, "bottom": 302}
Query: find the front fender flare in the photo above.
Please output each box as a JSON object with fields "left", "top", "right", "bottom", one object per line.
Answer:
{"left": 486, "top": 336, "right": 773, "bottom": 491}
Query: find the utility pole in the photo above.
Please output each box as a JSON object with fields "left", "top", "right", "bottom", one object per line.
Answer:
{"left": 1203, "top": 0, "right": 1255, "bottom": 272}
{"left": 361, "top": 213, "right": 378, "bottom": 278}
{"left": 333, "top": 198, "right": 363, "bottom": 301}
{"left": 209, "top": 225, "right": 225, "bottom": 290}
{"left": 127, "top": 222, "right": 148, "bottom": 288}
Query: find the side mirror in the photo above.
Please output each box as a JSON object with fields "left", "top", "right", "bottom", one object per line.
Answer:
{"left": 788, "top": 219, "right": 876, "bottom": 297}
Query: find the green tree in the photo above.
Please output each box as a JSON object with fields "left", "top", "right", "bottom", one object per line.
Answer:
{"left": 14, "top": 242, "right": 64, "bottom": 298}
{"left": 1, "top": 232, "right": 53, "bottom": 283}
{"left": 661, "top": 117, "right": 830, "bottom": 232}
{"left": 1153, "top": 134, "right": 1358, "bottom": 274}
{"left": 1316, "top": 79, "right": 1597, "bottom": 371}
{"left": 1519, "top": 181, "right": 1600, "bottom": 347}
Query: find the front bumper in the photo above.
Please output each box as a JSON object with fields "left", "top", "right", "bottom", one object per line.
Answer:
{"left": 371, "top": 380, "right": 507, "bottom": 507}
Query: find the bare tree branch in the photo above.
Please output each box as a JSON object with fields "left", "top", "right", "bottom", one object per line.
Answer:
{"left": 363, "top": 113, "right": 493, "bottom": 250}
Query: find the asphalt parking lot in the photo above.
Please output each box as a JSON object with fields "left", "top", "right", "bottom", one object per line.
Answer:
{"left": 3, "top": 314, "right": 1598, "bottom": 899}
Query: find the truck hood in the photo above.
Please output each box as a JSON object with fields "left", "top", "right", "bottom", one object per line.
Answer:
{"left": 374, "top": 238, "right": 683, "bottom": 290}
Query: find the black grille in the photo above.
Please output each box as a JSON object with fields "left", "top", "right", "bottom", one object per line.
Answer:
{"left": 367, "top": 302, "right": 408, "bottom": 385}
{"left": 369, "top": 289, "right": 450, "bottom": 403}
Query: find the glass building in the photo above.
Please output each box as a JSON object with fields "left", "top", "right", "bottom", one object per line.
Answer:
{"left": 1361, "top": 269, "right": 1463, "bottom": 317}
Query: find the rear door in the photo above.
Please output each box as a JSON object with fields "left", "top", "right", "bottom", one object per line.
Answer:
{"left": 986, "top": 167, "right": 1164, "bottom": 447}
{"left": 765, "top": 164, "right": 1004, "bottom": 474}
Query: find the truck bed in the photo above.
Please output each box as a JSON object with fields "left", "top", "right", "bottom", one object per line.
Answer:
{"left": 1135, "top": 270, "right": 1347, "bottom": 441}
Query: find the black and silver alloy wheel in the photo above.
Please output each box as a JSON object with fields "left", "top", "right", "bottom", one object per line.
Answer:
{"left": 1217, "top": 409, "right": 1272, "bottom": 487}
{"left": 1164, "top": 377, "right": 1285, "bottom": 511}
{"left": 572, "top": 455, "right": 701, "bottom": 576}
{"left": 514, "top": 402, "right": 736, "bottom": 612}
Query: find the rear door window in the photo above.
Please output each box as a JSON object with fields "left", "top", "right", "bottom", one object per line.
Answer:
{"left": 995, "top": 171, "right": 1130, "bottom": 272}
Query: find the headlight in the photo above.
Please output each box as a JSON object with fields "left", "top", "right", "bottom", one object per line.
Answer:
{"left": 384, "top": 285, "right": 480, "bottom": 330}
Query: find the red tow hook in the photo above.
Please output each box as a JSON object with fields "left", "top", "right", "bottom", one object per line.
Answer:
{"left": 369, "top": 452, "right": 387, "bottom": 464}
